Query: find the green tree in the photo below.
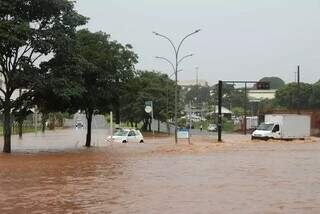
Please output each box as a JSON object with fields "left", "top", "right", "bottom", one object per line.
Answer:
{"left": 309, "top": 81, "right": 320, "bottom": 109}
{"left": 185, "top": 85, "right": 210, "bottom": 106}
{"left": 11, "top": 92, "right": 33, "bottom": 138}
{"left": 73, "top": 29, "right": 138, "bottom": 147}
{"left": 0, "top": 0, "right": 86, "bottom": 153}
{"left": 275, "top": 82, "right": 313, "bottom": 109}
{"left": 258, "top": 77, "right": 285, "bottom": 89}
{"left": 33, "top": 53, "right": 86, "bottom": 133}
{"left": 120, "top": 71, "right": 176, "bottom": 131}
{"left": 211, "top": 83, "right": 247, "bottom": 109}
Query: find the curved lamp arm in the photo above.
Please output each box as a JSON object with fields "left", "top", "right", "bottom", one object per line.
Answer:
{"left": 177, "top": 29, "right": 201, "bottom": 57}
{"left": 178, "top": 54, "right": 194, "bottom": 65}
{"left": 155, "top": 56, "right": 175, "bottom": 73}
{"left": 153, "top": 31, "right": 178, "bottom": 55}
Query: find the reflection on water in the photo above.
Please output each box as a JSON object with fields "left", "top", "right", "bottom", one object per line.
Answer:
{"left": 0, "top": 150, "right": 129, "bottom": 213}
{"left": 0, "top": 130, "right": 320, "bottom": 213}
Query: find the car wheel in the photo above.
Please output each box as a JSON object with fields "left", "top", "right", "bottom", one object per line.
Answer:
{"left": 122, "top": 140, "right": 127, "bottom": 143}
{"left": 139, "top": 140, "right": 144, "bottom": 143}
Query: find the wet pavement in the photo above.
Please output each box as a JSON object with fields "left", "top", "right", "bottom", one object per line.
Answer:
{"left": 0, "top": 129, "right": 320, "bottom": 213}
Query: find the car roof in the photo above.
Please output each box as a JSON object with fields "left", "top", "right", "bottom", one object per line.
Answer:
{"left": 118, "top": 128, "right": 139, "bottom": 132}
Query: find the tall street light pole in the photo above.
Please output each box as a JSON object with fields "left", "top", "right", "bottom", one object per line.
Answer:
{"left": 153, "top": 29, "right": 200, "bottom": 144}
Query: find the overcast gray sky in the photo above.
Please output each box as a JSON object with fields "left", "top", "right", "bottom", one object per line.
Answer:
{"left": 75, "top": 0, "right": 320, "bottom": 85}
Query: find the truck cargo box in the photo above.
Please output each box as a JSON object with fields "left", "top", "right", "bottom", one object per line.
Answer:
{"left": 265, "top": 115, "right": 310, "bottom": 139}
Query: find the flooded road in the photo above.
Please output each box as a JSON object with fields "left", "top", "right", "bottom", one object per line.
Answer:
{"left": 0, "top": 130, "right": 320, "bottom": 213}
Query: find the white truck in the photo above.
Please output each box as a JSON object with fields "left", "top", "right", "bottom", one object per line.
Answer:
{"left": 251, "top": 114, "right": 310, "bottom": 140}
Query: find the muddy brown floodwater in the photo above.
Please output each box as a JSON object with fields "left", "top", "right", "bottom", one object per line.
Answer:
{"left": 0, "top": 129, "right": 320, "bottom": 213}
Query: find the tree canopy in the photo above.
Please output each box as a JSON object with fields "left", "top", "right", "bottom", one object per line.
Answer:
{"left": 71, "top": 29, "right": 138, "bottom": 147}
{"left": 258, "top": 77, "right": 285, "bottom": 89}
{"left": 185, "top": 85, "right": 211, "bottom": 106}
{"left": 0, "top": 0, "right": 87, "bottom": 153}
{"left": 275, "top": 82, "right": 313, "bottom": 109}
{"left": 120, "top": 70, "right": 176, "bottom": 130}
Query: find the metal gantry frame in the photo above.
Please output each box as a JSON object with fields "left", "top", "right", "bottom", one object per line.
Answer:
{"left": 217, "top": 80, "right": 270, "bottom": 142}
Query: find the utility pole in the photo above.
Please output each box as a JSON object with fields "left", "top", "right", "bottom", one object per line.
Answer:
{"left": 189, "top": 101, "right": 192, "bottom": 130}
{"left": 189, "top": 101, "right": 192, "bottom": 144}
{"left": 297, "top": 65, "right": 301, "bottom": 114}
{"left": 195, "top": 66, "right": 199, "bottom": 86}
{"left": 195, "top": 66, "right": 199, "bottom": 110}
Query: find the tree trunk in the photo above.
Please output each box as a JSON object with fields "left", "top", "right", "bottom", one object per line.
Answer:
{"left": 3, "top": 105, "right": 12, "bottom": 153}
{"left": 42, "top": 120, "right": 46, "bottom": 133}
{"left": 41, "top": 113, "right": 48, "bottom": 133}
{"left": 115, "top": 106, "right": 120, "bottom": 125}
{"left": 158, "top": 119, "right": 160, "bottom": 133}
{"left": 148, "top": 117, "right": 151, "bottom": 132}
{"left": 85, "top": 109, "right": 93, "bottom": 147}
{"left": 18, "top": 120, "right": 23, "bottom": 139}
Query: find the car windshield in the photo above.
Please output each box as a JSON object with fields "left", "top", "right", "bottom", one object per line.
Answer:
{"left": 114, "top": 130, "right": 129, "bottom": 136}
{"left": 256, "top": 123, "right": 274, "bottom": 131}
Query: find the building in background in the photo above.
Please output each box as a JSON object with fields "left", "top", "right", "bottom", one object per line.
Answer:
{"left": 179, "top": 79, "right": 209, "bottom": 91}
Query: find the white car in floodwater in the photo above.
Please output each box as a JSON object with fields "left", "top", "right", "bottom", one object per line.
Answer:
{"left": 107, "top": 129, "right": 144, "bottom": 143}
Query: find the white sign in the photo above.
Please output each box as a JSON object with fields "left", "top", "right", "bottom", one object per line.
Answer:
{"left": 177, "top": 130, "right": 189, "bottom": 139}
{"left": 145, "top": 106, "right": 152, "bottom": 113}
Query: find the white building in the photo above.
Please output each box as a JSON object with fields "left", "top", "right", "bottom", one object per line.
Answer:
{"left": 179, "top": 79, "right": 209, "bottom": 90}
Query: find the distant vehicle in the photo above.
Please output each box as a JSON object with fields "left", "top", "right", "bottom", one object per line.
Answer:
{"left": 186, "top": 123, "right": 194, "bottom": 129}
{"left": 75, "top": 121, "right": 84, "bottom": 128}
{"left": 107, "top": 129, "right": 144, "bottom": 143}
{"left": 207, "top": 124, "right": 217, "bottom": 132}
{"left": 252, "top": 114, "right": 310, "bottom": 140}
{"left": 245, "top": 116, "right": 259, "bottom": 130}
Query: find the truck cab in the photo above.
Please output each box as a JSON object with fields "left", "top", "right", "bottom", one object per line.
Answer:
{"left": 251, "top": 122, "right": 281, "bottom": 140}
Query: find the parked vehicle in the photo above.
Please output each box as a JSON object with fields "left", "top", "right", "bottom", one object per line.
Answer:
{"left": 251, "top": 114, "right": 310, "bottom": 140}
{"left": 207, "top": 124, "right": 217, "bottom": 132}
{"left": 246, "top": 116, "right": 259, "bottom": 130}
{"left": 75, "top": 120, "right": 84, "bottom": 128}
{"left": 107, "top": 129, "right": 144, "bottom": 143}
{"left": 186, "top": 123, "right": 194, "bottom": 129}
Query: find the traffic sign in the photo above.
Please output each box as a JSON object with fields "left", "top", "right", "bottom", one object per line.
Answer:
{"left": 145, "top": 106, "right": 152, "bottom": 113}
{"left": 256, "top": 82, "right": 270, "bottom": 90}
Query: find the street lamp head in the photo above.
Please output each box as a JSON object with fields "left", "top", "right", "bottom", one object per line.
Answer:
{"left": 152, "top": 31, "right": 160, "bottom": 36}
{"left": 195, "top": 29, "right": 201, "bottom": 33}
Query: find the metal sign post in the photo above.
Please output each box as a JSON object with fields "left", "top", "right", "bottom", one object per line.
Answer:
{"left": 145, "top": 101, "right": 154, "bottom": 136}
{"left": 110, "top": 111, "right": 113, "bottom": 138}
